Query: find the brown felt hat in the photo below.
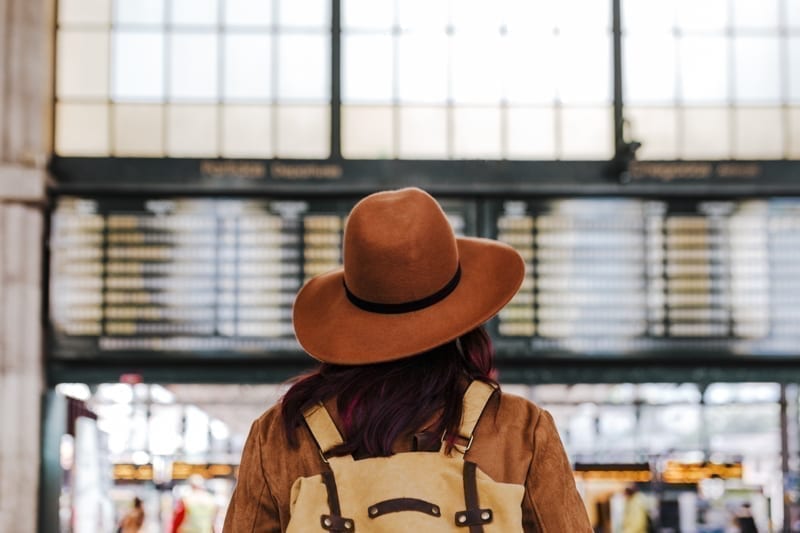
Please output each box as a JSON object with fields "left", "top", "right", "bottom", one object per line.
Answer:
{"left": 292, "top": 187, "right": 525, "bottom": 364}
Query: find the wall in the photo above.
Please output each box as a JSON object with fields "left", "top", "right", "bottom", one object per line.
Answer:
{"left": 0, "top": 0, "right": 54, "bottom": 531}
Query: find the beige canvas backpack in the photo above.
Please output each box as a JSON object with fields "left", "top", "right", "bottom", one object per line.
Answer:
{"left": 286, "top": 381, "right": 525, "bottom": 532}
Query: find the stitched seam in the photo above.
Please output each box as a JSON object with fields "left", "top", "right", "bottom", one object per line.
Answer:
{"left": 251, "top": 417, "right": 279, "bottom": 532}
{"left": 527, "top": 409, "right": 544, "bottom": 533}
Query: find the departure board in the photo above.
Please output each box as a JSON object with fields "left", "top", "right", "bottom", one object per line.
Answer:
{"left": 489, "top": 198, "right": 800, "bottom": 358}
{"left": 48, "top": 196, "right": 474, "bottom": 358}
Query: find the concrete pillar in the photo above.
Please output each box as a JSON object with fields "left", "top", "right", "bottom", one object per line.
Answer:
{"left": 0, "top": 0, "right": 55, "bottom": 530}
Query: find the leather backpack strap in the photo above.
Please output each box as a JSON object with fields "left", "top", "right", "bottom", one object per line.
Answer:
{"left": 442, "top": 380, "right": 497, "bottom": 454}
{"left": 303, "top": 403, "right": 346, "bottom": 458}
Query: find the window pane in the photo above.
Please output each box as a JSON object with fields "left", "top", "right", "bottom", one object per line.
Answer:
{"left": 679, "top": 37, "right": 728, "bottom": 103}
{"left": 171, "top": 0, "right": 218, "bottom": 26}
{"left": 560, "top": 107, "right": 613, "bottom": 159}
{"left": 342, "top": 35, "right": 393, "bottom": 103}
{"left": 166, "top": 105, "right": 218, "bottom": 156}
{"left": 789, "top": 38, "right": 800, "bottom": 103}
{"left": 626, "top": 107, "right": 678, "bottom": 159}
{"left": 276, "top": 105, "right": 329, "bottom": 157}
{"left": 624, "top": 35, "right": 676, "bottom": 104}
{"left": 56, "top": 103, "right": 110, "bottom": 155}
{"left": 112, "top": 32, "right": 164, "bottom": 101}
{"left": 398, "top": 0, "right": 448, "bottom": 31}
{"left": 169, "top": 33, "right": 219, "bottom": 101}
{"left": 506, "top": 107, "right": 556, "bottom": 159}
{"left": 115, "top": 0, "right": 164, "bottom": 26}
{"left": 113, "top": 104, "right": 164, "bottom": 156}
{"left": 278, "top": 0, "right": 329, "bottom": 28}
{"left": 504, "top": 35, "right": 557, "bottom": 105}
{"left": 452, "top": 107, "right": 502, "bottom": 159}
{"left": 57, "top": 31, "right": 109, "bottom": 99}
{"left": 733, "top": 0, "right": 779, "bottom": 29}
{"left": 222, "top": 105, "right": 272, "bottom": 157}
{"left": 504, "top": 0, "right": 556, "bottom": 33}
{"left": 734, "top": 108, "right": 783, "bottom": 159}
{"left": 557, "top": 0, "right": 610, "bottom": 31}
{"left": 450, "top": 0, "right": 504, "bottom": 31}
{"left": 452, "top": 34, "right": 504, "bottom": 104}
{"left": 277, "top": 34, "right": 329, "bottom": 101}
{"left": 342, "top": 106, "right": 393, "bottom": 158}
{"left": 225, "top": 0, "right": 272, "bottom": 26}
{"left": 397, "top": 35, "right": 448, "bottom": 103}
{"left": 398, "top": 106, "right": 447, "bottom": 158}
{"left": 791, "top": 0, "right": 800, "bottom": 29}
{"left": 676, "top": 0, "right": 728, "bottom": 32}
{"left": 59, "top": 0, "right": 111, "bottom": 26}
{"left": 622, "top": 0, "right": 674, "bottom": 32}
{"left": 734, "top": 37, "right": 780, "bottom": 103}
{"left": 680, "top": 108, "right": 730, "bottom": 159}
{"left": 558, "top": 32, "right": 611, "bottom": 104}
{"left": 343, "top": 0, "right": 393, "bottom": 30}
{"left": 224, "top": 34, "right": 271, "bottom": 101}
{"left": 791, "top": 108, "right": 800, "bottom": 158}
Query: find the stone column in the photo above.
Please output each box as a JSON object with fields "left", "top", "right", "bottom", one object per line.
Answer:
{"left": 0, "top": 0, "right": 55, "bottom": 531}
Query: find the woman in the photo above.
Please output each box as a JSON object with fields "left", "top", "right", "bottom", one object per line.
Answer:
{"left": 119, "top": 497, "right": 145, "bottom": 533}
{"left": 224, "top": 188, "right": 591, "bottom": 532}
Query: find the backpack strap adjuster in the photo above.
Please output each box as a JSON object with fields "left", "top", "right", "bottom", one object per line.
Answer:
{"left": 320, "top": 514, "right": 355, "bottom": 531}
{"left": 455, "top": 508, "right": 493, "bottom": 527}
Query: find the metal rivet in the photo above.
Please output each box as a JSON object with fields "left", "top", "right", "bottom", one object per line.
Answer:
{"left": 432, "top": 507, "right": 439, "bottom": 515}
{"left": 458, "top": 515, "right": 467, "bottom": 523}
{"left": 345, "top": 521, "right": 353, "bottom": 529}
{"left": 370, "top": 507, "right": 378, "bottom": 515}
{"left": 323, "top": 518, "right": 332, "bottom": 527}
{"left": 481, "top": 511, "right": 491, "bottom": 521}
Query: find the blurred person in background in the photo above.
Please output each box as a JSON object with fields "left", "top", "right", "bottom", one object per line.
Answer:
{"left": 172, "top": 474, "right": 218, "bottom": 533}
{"left": 735, "top": 502, "right": 758, "bottom": 533}
{"left": 622, "top": 485, "right": 651, "bottom": 533}
{"left": 118, "top": 496, "right": 144, "bottom": 533}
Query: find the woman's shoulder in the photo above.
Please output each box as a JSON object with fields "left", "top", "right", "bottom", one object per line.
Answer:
{"left": 494, "top": 388, "right": 544, "bottom": 422}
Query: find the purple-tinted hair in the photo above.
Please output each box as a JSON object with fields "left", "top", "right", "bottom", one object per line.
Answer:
{"left": 281, "top": 326, "right": 498, "bottom": 458}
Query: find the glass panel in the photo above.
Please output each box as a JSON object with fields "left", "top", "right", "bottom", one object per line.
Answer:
{"left": 621, "top": 0, "right": 675, "bottom": 32}
{"left": 171, "top": 0, "right": 218, "bottom": 26}
{"left": 680, "top": 108, "right": 730, "bottom": 159}
{"left": 55, "top": 103, "right": 110, "bottom": 155}
{"left": 706, "top": 404, "right": 780, "bottom": 454}
{"left": 112, "top": 32, "right": 164, "bottom": 101}
{"left": 343, "top": 0, "right": 393, "bottom": 30}
{"left": 57, "top": 31, "right": 109, "bottom": 98}
{"left": 397, "top": 106, "right": 447, "bottom": 158}
{"left": 222, "top": 105, "right": 272, "bottom": 157}
{"left": 452, "top": 107, "right": 502, "bottom": 159}
{"left": 169, "top": 33, "right": 219, "bottom": 101}
{"left": 640, "top": 405, "right": 702, "bottom": 452}
{"left": 504, "top": 34, "right": 557, "bottom": 105}
{"left": 450, "top": 0, "right": 504, "bottom": 31}
{"left": 113, "top": 104, "right": 164, "bottom": 156}
{"left": 225, "top": 0, "right": 272, "bottom": 26}
{"left": 624, "top": 35, "right": 676, "bottom": 104}
{"left": 626, "top": 107, "right": 678, "bottom": 159}
{"left": 115, "top": 0, "right": 164, "bottom": 26}
{"left": 166, "top": 104, "right": 218, "bottom": 156}
{"left": 558, "top": 31, "right": 611, "bottom": 104}
{"left": 705, "top": 383, "right": 781, "bottom": 404}
{"left": 342, "top": 106, "right": 393, "bottom": 158}
{"left": 504, "top": 0, "right": 557, "bottom": 33}
{"left": 506, "top": 107, "right": 556, "bottom": 159}
{"left": 789, "top": 38, "right": 800, "bottom": 103}
{"left": 278, "top": 0, "right": 329, "bottom": 28}
{"left": 59, "top": 0, "right": 111, "bottom": 26}
{"left": 557, "top": 0, "right": 610, "bottom": 31}
{"left": 676, "top": 0, "right": 728, "bottom": 32}
{"left": 791, "top": 108, "right": 800, "bottom": 159}
{"left": 733, "top": 108, "right": 784, "bottom": 159}
{"left": 679, "top": 36, "right": 728, "bottom": 103}
{"left": 397, "top": 35, "right": 448, "bottom": 103}
{"left": 560, "top": 107, "right": 613, "bottom": 159}
{"left": 734, "top": 37, "right": 781, "bottom": 103}
{"left": 451, "top": 34, "right": 504, "bottom": 104}
{"left": 275, "top": 105, "right": 329, "bottom": 157}
{"left": 397, "top": 0, "right": 448, "bottom": 31}
{"left": 224, "top": 34, "right": 272, "bottom": 101}
{"left": 733, "top": 0, "right": 779, "bottom": 29}
{"left": 277, "top": 34, "right": 329, "bottom": 101}
{"left": 791, "top": 0, "right": 800, "bottom": 29}
{"left": 342, "top": 34, "right": 393, "bottom": 103}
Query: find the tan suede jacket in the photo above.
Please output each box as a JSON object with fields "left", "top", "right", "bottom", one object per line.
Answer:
{"left": 223, "top": 391, "right": 592, "bottom": 532}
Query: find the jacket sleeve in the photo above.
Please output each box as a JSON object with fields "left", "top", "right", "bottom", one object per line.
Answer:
{"left": 223, "top": 420, "right": 282, "bottom": 533}
{"left": 524, "top": 410, "right": 593, "bottom": 533}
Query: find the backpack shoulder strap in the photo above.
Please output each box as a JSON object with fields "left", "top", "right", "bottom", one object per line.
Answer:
{"left": 442, "top": 380, "right": 497, "bottom": 454}
{"left": 303, "top": 403, "right": 345, "bottom": 457}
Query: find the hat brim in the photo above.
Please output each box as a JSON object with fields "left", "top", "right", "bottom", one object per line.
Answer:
{"left": 292, "top": 238, "right": 525, "bottom": 365}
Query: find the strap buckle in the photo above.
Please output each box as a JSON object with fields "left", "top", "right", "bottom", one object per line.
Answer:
{"left": 441, "top": 432, "right": 474, "bottom": 454}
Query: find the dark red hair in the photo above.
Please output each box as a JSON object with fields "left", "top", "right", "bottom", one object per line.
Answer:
{"left": 281, "top": 326, "right": 498, "bottom": 458}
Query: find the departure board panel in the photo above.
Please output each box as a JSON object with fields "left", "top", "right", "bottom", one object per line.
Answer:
{"left": 49, "top": 197, "right": 474, "bottom": 359}
{"left": 489, "top": 198, "right": 800, "bottom": 358}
